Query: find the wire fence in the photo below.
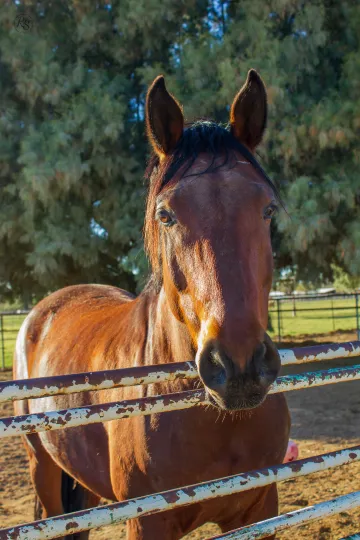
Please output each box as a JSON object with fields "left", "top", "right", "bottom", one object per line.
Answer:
{"left": 269, "top": 293, "right": 360, "bottom": 343}
{"left": 0, "top": 310, "right": 29, "bottom": 370}
{"left": 1, "top": 293, "right": 360, "bottom": 369}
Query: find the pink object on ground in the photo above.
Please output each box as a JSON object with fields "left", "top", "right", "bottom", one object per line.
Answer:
{"left": 283, "top": 440, "right": 299, "bottom": 463}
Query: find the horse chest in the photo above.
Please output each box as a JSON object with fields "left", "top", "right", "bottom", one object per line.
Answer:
{"left": 126, "top": 411, "right": 246, "bottom": 489}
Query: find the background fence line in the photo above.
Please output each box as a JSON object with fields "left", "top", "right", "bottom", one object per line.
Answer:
{"left": 269, "top": 292, "right": 360, "bottom": 342}
{"left": 0, "top": 310, "right": 29, "bottom": 370}
{"left": 2, "top": 293, "right": 360, "bottom": 369}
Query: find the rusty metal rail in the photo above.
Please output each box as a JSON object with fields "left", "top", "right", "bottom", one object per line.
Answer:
{"left": 0, "top": 389, "right": 206, "bottom": 438}
{"left": 207, "top": 491, "right": 360, "bottom": 539}
{"left": 280, "top": 340, "right": 360, "bottom": 364}
{"left": 1, "top": 341, "right": 359, "bottom": 538}
{"left": 1, "top": 445, "right": 359, "bottom": 539}
{"left": 0, "top": 361, "right": 198, "bottom": 403}
{"left": 1, "top": 364, "right": 359, "bottom": 438}
{"left": 1, "top": 341, "right": 359, "bottom": 404}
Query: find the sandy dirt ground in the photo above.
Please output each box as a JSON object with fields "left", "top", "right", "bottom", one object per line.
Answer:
{"left": 1, "top": 333, "right": 359, "bottom": 539}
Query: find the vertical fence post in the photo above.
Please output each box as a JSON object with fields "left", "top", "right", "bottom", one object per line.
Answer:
{"left": 0, "top": 315, "right": 5, "bottom": 371}
{"left": 277, "top": 299, "right": 281, "bottom": 343}
{"left": 356, "top": 293, "right": 360, "bottom": 341}
{"left": 331, "top": 297, "right": 335, "bottom": 332}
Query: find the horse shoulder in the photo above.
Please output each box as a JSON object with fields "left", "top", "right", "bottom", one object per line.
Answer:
{"left": 14, "top": 284, "right": 136, "bottom": 380}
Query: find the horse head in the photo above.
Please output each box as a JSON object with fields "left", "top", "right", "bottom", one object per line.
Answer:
{"left": 144, "top": 70, "right": 281, "bottom": 411}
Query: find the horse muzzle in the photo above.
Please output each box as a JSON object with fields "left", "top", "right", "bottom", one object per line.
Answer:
{"left": 197, "top": 333, "right": 280, "bottom": 411}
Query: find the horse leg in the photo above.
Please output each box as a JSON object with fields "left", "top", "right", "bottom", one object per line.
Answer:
{"left": 61, "top": 471, "right": 100, "bottom": 540}
{"left": 126, "top": 514, "right": 182, "bottom": 540}
{"left": 218, "top": 484, "right": 279, "bottom": 540}
{"left": 25, "top": 433, "right": 64, "bottom": 519}
{"left": 25, "top": 433, "right": 100, "bottom": 540}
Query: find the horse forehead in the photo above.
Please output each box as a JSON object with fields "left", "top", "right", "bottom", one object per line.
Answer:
{"left": 167, "top": 163, "right": 272, "bottom": 211}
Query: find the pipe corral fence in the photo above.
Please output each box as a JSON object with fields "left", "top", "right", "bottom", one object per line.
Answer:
{"left": 0, "top": 341, "right": 359, "bottom": 539}
{"left": 268, "top": 292, "right": 360, "bottom": 343}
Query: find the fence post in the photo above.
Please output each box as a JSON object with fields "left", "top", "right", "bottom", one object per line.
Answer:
{"left": 0, "top": 315, "right": 5, "bottom": 371}
{"left": 356, "top": 294, "right": 360, "bottom": 341}
{"left": 277, "top": 299, "right": 281, "bottom": 343}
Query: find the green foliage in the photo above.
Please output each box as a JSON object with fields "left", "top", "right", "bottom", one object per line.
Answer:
{"left": 331, "top": 264, "right": 360, "bottom": 292}
{"left": 1, "top": 0, "right": 360, "bottom": 301}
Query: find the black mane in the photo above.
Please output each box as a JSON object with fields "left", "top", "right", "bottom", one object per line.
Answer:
{"left": 145, "top": 120, "right": 281, "bottom": 201}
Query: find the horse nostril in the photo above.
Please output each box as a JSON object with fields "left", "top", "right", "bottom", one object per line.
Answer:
{"left": 198, "top": 347, "right": 227, "bottom": 390}
{"left": 209, "top": 351, "right": 227, "bottom": 385}
{"left": 251, "top": 337, "right": 280, "bottom": 385}
{"left": 252, "top": 342, "right": 267, "bottom": 371}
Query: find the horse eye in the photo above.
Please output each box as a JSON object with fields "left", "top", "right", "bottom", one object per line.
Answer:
{"left": 263, "top": 204, "right": 278, "bottom": 220}
{"left": 156, "top": 209, "right": 176, "bottom": 226}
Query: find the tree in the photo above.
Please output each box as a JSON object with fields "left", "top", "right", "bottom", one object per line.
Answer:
{"left": 1, "top": 1, "right": 360, "bottom": 303}
{"left": 0, "top": 0, "right": 207, "bottom": 300}
{"left": 331, "top": 264, "right": 360, "bottom": 292}
{"left": 139, "top": 0, "right": 360, "bottom": 283}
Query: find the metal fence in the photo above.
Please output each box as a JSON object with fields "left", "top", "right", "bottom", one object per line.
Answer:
{"left": 0, "top": 310, "right": 28, "bottom": 370}
{"left": 0, "top": 341, "right": 359, "bottom": 539}
{"left": 269, "top": 293, "right": 360, "bottom": 342}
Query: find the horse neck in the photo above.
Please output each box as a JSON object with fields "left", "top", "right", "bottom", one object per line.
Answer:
{"left": 139, "top": 286, "right": 195, "bottom": 366}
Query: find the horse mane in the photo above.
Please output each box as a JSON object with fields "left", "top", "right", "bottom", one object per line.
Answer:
{"left": 143, "top": 121, "right": 281, "bottom": 293}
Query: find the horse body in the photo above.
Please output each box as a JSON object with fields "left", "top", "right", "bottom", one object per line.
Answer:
{"left": 14, "top": 70, "right": 290, "bottom": 539}
{"left": 15, "top": 284, "right": 289, "bottom": 538}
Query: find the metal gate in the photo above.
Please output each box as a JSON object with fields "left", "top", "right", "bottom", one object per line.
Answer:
{"left": 0, "top": 341, "right": 359, "bottom": 539}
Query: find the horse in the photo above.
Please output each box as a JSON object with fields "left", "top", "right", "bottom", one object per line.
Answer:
{"left": 14, "top": 69, "right": 290, "bottom": 539}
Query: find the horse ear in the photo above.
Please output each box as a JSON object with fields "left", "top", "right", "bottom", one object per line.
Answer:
{"left": 230, "top": 69, "right": 267, "bottom": 152}
{"left": 145, "top": 75, "right": 184, "bottom": 158}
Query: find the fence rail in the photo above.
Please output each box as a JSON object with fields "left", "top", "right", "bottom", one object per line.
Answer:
{"left": 2, "top": 340, "right": 360, "bottom": 403}
{"left": 1, "top": 446, "right": 359, "bottom": 540}
{"left": 208, "top": 491, "right": 360, "bottom": 540}
{"left": 1, "top": 364, "right": 360, "bottom": 438}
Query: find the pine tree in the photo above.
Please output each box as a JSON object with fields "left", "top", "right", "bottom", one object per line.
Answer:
{"left": 0, "top": 0, "right": 206, "bottom": 300}
{"left": 1, "top": 1, "right": 360, "bottom": 303}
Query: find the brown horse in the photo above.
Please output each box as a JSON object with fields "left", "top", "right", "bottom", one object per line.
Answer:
{"left": 14, "top": 70, "right": 290, "bottom": 539}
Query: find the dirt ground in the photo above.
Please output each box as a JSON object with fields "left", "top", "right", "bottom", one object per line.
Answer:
{"left": 1, "top": 333, "right": 359, "bottom": 539}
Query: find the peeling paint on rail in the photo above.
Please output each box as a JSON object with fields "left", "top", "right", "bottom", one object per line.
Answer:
{"left": 0, "top": 446, "right": 359, "bottom": 539}
{"left": 268, "top": 364, "right": 360, "bottom": 394}
{"left": 0, "top": 390, "right": 206, "bottom": 438}
{"left": 0, "top": 365, "right": 359, "bottom": 438}
{"left": 207, "top": 491, "right": 360, "bottom": 539}
{"left": 279, "top": 340, "right": 360, "bottom": 365}
{"left": 0, "top": 362, "right": 198, "bottom": 403}
{"left": 1, "top": 341, "right": 360, "bottom": 403}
